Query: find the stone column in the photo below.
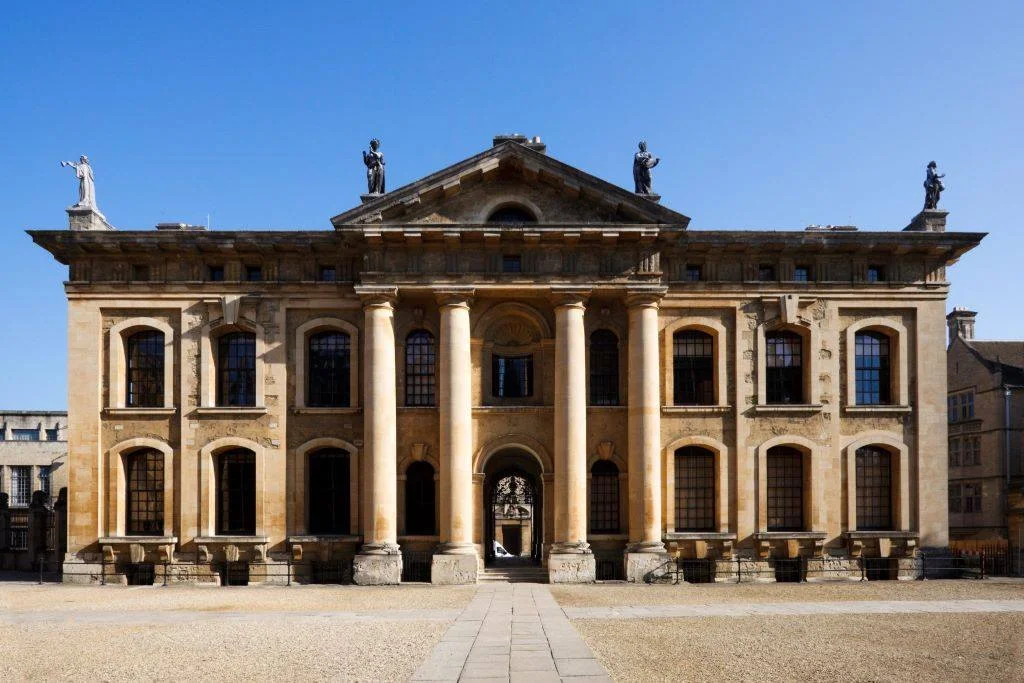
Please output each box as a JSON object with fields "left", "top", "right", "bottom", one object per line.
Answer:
{"left": 549, "top": 288, "right": 595, "bottom": 583}
{"left": 625, "top": 288, "right": 670, "bottom": 581}
{"left": 353, "top": 286, "right": 402, "bottom": 585}
{"left": 431, "top": 288, "right": 479, "bottom": 585}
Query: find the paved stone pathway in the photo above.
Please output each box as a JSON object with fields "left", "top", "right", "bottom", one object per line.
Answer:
{"left": 565, "top": 598, "right": 1024, "bottom": 620}
{"left": 412, "top": 583, "right": 611, "bottom": 682}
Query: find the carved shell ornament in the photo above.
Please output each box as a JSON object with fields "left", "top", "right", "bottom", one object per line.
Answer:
{"left": 491, "top": 321, "right": 540, "bottom": 347}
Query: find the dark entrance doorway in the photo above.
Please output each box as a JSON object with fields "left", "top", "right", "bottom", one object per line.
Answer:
{"left": 483, "top": 448, "right": 543, "bottom": 567}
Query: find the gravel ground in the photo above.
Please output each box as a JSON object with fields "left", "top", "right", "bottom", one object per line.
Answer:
{"left": 552, "top": 578, "right": 1024, "bottom": 608}
{"left": 574, "top": 612, "right": 1024, "bottom": 682}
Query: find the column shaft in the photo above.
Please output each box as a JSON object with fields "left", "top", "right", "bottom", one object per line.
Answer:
{"left": 553, "top": 295, "right": 589, "bottom": 552}
{"left": 438, "top": 292, "right": 474, "bottom": 553}
{"left": 361, "top": 292, "right": 398, "bottom": 553}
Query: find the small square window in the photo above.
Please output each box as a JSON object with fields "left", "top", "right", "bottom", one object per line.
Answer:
{"left": 45, "top": 428, "right": 59, "bottom": 441}
{"left": 758, "top": 264, "right": 775, "bottom": 281}
{"left": 208, "top": 265, "right": 225, "bottom": 282}
{"left": 793, "top": 266, "right": 810, "bottom": 282}
{"left": 131, "top": 264, "right": 150, "bottom": 282}
{"left": 318, "top": 265, "right": 337, "bottom": 282}
{"left": 684, "top": 264, "right": 702, "bottom": 282}
{"left": 867, "top": 265, "right": 886, "bottom": 282}
{"left": 245, "top": 265, "right": 263, "bottom": 282}
{"left": 502, "top": 255, "right": 522, "bottom": 273}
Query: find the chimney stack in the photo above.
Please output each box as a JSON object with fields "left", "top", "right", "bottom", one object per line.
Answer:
{"left": 492, "top": 133, "right": 547, "bottom": 154}
{"left": 946, "top": 307, "right": 977, "bottom": 342}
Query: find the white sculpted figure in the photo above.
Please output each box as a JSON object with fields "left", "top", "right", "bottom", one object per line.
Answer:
{"left": 60, "top": 155, "right": 96, "bottom": 208}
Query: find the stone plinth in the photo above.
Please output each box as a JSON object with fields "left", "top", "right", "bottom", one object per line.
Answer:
{"left": 352, "top": 553, "right": 402, "bottom": 585}
{"left": 635, "top": 192, "right": 661, "bottom": 203}
{"left": 430, "top": 553, "right": 478, "bottom": 585}
{"left": 625, "top": 551, "right": 671, "bottom": 583}
{"left": 360, "top": 193, "right": 383, "bottom": 204}
{"left": 903, "top": 209, "right": 948, "bottom": 232}
{"left": 548, "top": 552, "right": 596, "bottom": 583}
{"left": 67, "top": 206, "right": 114, "bottom": 231}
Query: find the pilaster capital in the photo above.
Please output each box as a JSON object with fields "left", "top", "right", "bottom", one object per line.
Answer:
{"left": 355, "top": 285, "right": 399, "bottom": 309}
{"left": 433, "top": 286, "right": 475, "bottom": 309}
{"left": 624, "top": 286, "right": 668, "bottom": 309}
{"left": 549, "top": 286, "right": 591, "bottom": 309}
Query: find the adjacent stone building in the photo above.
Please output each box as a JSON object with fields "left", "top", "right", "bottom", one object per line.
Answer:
{"left": 946, "top": 309, "right": 1024, "bottom": 548}
{"left": 30, "top": 135, "right": 983, "bottom": 584}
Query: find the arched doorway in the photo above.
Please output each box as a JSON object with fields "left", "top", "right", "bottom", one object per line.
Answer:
{"left": 483, "top": 447, "right": 544, "bottom": 566}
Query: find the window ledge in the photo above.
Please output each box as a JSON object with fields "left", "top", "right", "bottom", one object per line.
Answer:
{"left": 587, "top": 405, "right": 627, "bottom": 410}
{"left": 842, "top": 405, "right": 912, "bottom": 414}
{"left": 398, "top": 535, "right": 441, "bottom": 542}
{"left": 104, "top": 407, "right": 177, "bottom": 417}
{"left": 474, "top": 405, "right": 552, "bottom": 414}
{"left": 844, "top": 531, "right": 917, "bottom": 540}
{"left": 587, "top": 533, "right": 628, "bottom": 541}
{"left": 194, "top": 407, "right": 268, "bottom": 416}
{"left": 292, "top": 407, "right": 361, "bottom": 415}
{"left": 397, "top": 406, "right": 438, "bottom": 412}
{"left": 754, "top": 531, "right": 828, "bottom": 541}
{"left": 99, "top": 536, "right": 177, "bottom": 544}
{"left": 287, "top": 535, "right": 361, "bottom": 544}
{"left": 194, "top": 535, "right": 269, "bottom": 544}
{"left": 665, "top": 532, "right": 736, "bottom": 541}
{"left": 663, "top": 405, "right": 731, "bottom": 415}
{"left": 751, "top": 404, "right": 824, "bottom": 415}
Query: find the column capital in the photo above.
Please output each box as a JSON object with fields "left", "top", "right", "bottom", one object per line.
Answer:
{"left": 624, "top": 286, "right": 668, "bottom": 309}
{"left": 549, "top": 286, "right": 591, "bottom": 309}
{"left": 355, "top": 285, "right": 398, "bottom": 309}
{"left": 433, "top": 286, "right": 475, "bottom": 308}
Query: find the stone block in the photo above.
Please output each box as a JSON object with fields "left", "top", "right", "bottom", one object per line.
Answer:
{"left": 625, "top": 551, "right": 671, "bottom": 583}
{"left": 352, "top": 553, "right": 402, "bottom": 585}
{"left": 903, "top": 208, "right": 947, "bottom": 232}
{"left": 548, "top": 552, "right": 595, "bottom": 583}
{"left": 431, "top": 553, "right": 478, "bottom": 585}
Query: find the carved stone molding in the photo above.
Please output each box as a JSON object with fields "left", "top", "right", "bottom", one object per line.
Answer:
{"left": 354, "top": 285, "right": 398, "bottom": 308}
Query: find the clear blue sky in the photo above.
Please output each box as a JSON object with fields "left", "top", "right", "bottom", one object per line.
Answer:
{"left": 2, "top": 2, "right": 1022, "bottom": 409}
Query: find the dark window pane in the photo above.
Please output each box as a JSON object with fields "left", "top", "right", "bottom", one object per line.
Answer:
{"left": 793, "top": 266, "right": 810, "bottom": 282}
{"left": 855, "top": 331, "right": 891, "bottom": 405}
{"left": 217, "top": 332, "right": 256, "bottom": 407}
{"left": 758, "top": 264, "right": 775, "bottom": 281}
{"left": 856, "top": 446, "right": 892, "bottom": 530}
{"left": 767, "top": 447, "right": 803, "bottom": 531}
{"left": 502, "top": 255, "right": 522, "bottom": 273}
{"left": 217, "top": 449, "right": 255, "bottom": 535}
{"left": 308, "top": 449, "right": 350, "bottom": 534}
{"left": 765, "top": 331, "right": 803, "bottom": 404}
{"left": 867, "top": 265, "right": 885, "bottom": 282}
{"left": 589, "top": 330, "right": 619, "bottom": 405}
{"left": 245, "top": 265, "right": 262, "bottom": 282}
{"left": 590, "top": 460, "right": 620, "bottom": 533}
{"left": 405, "top": 331, "right": 436, "bottom": 407}
{"left": 131, "top": 264, "right": 150, "bottom": 281}
{"left": 126, "top": 449, "right": 164, "bottom": 535}
{"left": 208, "top": 265, "right": 225, "bottom": 282}
{"left": 488, "top": 206, "right": 536, "bottom": 223}
{"left": 126, "top": 330, "right": 165, "bottom": 407}
{"left": 684, "top": 265, "right": 702, "bottom": 282}
{"left": 675, "top": 447, "right": 715, "bottom": 531}
{"left": 492, "top": 355, "right": 533, "bottom": 398}
{"left": 307, "top": 331, "right": 351, "bottom": 407}
{"left": 405, "top": 461, "right": 436, "bottom": 535}
{"left": 319, "top": 266, "right": 337, "bottom": 282}
{"left": 673, "top": 330, "right": 714, "bottom": 405}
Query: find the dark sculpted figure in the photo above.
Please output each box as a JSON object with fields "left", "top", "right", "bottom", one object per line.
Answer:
{"left": 362, "top": 138, "right": 385, "bottom": 194}
{"left": 633, "top": 140, "right": 660, "bottom": 194}
{"left": 923, "top": 160, "right": 945, "bottom": 210}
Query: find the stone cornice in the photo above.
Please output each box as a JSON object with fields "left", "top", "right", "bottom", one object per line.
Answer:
{"left": 549, "top": 286, "right": 591, "bottom": 308}
{"left": 354, "top": 285, "right": 398, "bottom": 307}
{"left": 433, "top": 286, "right": 476, "bottom": 307}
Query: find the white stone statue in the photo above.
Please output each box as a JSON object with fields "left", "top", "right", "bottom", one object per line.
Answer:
{"left": 60, "top": 155, "right": 97, "bottom": 209}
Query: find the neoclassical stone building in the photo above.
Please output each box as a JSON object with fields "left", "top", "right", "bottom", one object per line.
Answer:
{"left": 31, "top": 135, "right": 983, "bottom": 584}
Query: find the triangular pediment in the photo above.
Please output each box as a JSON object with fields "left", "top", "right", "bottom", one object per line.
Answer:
{"left": 330, "top": 142, "right": 689, "bottom": 228}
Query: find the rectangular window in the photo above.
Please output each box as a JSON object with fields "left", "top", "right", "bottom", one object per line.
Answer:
{"left": 947, "top": 395, "right": 958, "bottom": 423}
{"left": 866, "top": 265, "right": 886, "bottom": 282}
{"left": 949, "top": 483, "right": 961, "bottom": 513}
{"left": 963, "top": 483, "right": 982, "bottom": 513}
{"left": 767, "top": 449, "right": 804, "bottom": 531}
{"left": 673, "top": 331, "right": 715, "bottom": 405}
{"left": 765, "top": 332, "right": 803, "bottom": 404}
{"left": 11, "top": 429, "right": 38, "bottom": 441}
{"left": 318, "top": 265, "right": 337, "bottom": 282}
{"left": 10, "top": 466, "right": 31, "bottom": 507}
{"left": 589, "top": 462, "right": 621, "bottom": 534}
{"left": 960, "top": 392, "right": 975, "bottom": 420}
{"left": 131, "top": 264, "right": 150, "bottom": 281}
{"left": 970, "top": 436, "right": 982, "bottom": 466}
{"left": 758, "top": 264, "right": 776, "bottom": 281}
{"left": 675, "top": 448, "right": 715, "bottom": 531}
{"left": 208, "top": 265, "right": 225, "bottom": 282}
{"left": 245, "top": 265, "right": 262, "bottom": 282}
{"left": 684, "top": 264, "right": 702, "bottom": 282}
{"left": 502, "top": 255, "right": 522, "bottom": 273}
{"left": 948, "top": 438, "right": 961, "bottom": 467}
{"left": 38, "top": 465, "right": 51, "bottom": 502}
{"left": 793, "top": 266, "right": 811, "bottom": 282}
{"left": 856, "top": 447, "right": 892, "bottom": 531}
{"left": 45, "top": 428, "right": 59, "bottom": 441}
{"left": 492, "top": 355, "right": 533, "bottom": 398}
{"left": 127, "top": 451, "right": 164, "bottom": 535}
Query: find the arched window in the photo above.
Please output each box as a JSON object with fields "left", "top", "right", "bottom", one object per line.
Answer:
{"left": 855, "top": 331, "right": 891, "bottom": 405}
{"left": 589, "top": 330, "right": 619, "bottom": 406}
{"left": 308, "top": 448, "right": 350, "bottom": 534}
{"left": 405, "top": 461, "right": 436, "bottom": 535}
{"left": 126, "top": 330, "right": 165, "bottom": 407}
{"left": 405, "top": 331, "right": 436, "bottom": 407}
{"left": 765, "top": 331, "right": 803, "bottom": 404}
{"left": 492, "top": 355, "right": 533, "bottom": 398}
{"left": 125, "top": 449, "right": 163, "bottom": 535}
{"left": 675, "top": 447, "right": 715, "bottom": 531}
{"left": 216, "top": 332, "right": 256, "bottom": 407}
{"left": 767, "top": 446, "right": 803, "bottom": 531}
{"left": 589, "top": 460, "right": 620, "bottom": 533}
{"left": 308, "top": 331, "right": 351, "bottom": 407}
{"left": 856, "top": 446, "right": 892, "bottom": 530}
{"left": 217, "top": 449, "right": 256, "bottom": 535}
{"left": 673, "top": 330, "right": 714, "bottom": 405}
{"left": 487, "top": 205, "right": 537, "bottom": 223}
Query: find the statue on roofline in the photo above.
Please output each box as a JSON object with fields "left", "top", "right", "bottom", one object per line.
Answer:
{"left": 362, "top": 138, "right": 385, "bottom": 195}
{"left": 923, "top": 160, "right": 945, "bottom": 210}
{"left": 633, "top": 140, "right": 660, "bottom": 195}
{"left": 60, "top": 155, "right": 97, "bottom": 209}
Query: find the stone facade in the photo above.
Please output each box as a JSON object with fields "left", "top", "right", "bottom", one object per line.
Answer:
{"left": 30, "top": 137, "right": 983, "bottom": 584}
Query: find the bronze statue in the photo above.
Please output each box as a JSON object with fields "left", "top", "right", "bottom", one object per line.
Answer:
{"left": 924, "top": 160, "right": 945, "bottom": 210}
{"left": 362, "top": 138, "right": 385, "bottom": 194}
{"left": 633, "top": 141, "right": 660, "bottom": 194}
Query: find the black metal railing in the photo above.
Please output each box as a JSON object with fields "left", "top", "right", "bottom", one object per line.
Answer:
{"left": 400, "top": 551, "right": 432, "bottom": 582}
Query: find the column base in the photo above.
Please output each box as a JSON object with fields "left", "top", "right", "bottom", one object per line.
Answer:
{"left": 548, "top": 552, "right": 596, "bottom": 584}
{"left": 625, "top": 551, "right": 672, "bottom": 583}
{"left": 352, "top": 553, "right": 402, "bottom": 585}
{"left": 431, "top": 552, "right": 478, "bottom": 585}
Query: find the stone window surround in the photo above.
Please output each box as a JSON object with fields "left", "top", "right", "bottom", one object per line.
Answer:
{"left": 474, "top": 302, "right": 552, "bottom": 407}
{"left": 756, "top": 318, "right": 820, "bottom": 407}
{"left": 107, "top": 317, "right": 175, "bottom": 410}
{"left": 843, "top": 432, "right": 911, "bottom": 532}
{"left": 293, "top": 437, "right": 361, "bottom": 536}
{"left": 585, "top": 446, "right": 629, "bottom": 537}
{"left": 293, "top": 317, "right": 361, "bottom": 410}
{"left": 583, "top": 316, "right": 627, "bottom": 408}
{"left": 844, "top": 317, "right": 909, "bottom": 408}
{"left": 662, "top": 436, "right": 731, "bottom": 535}
{"left": 397, "top": 446, "right": 441, "bottom": 538}
{"left": 199, "top": 316, "right": 266, "bottom": 409}
{"left": 755, "top": 435, "right": 825, "bottom": 533}
{"left": 398, "top": 319, "right": 439, "bottom": 409}
{"left": 103, "top": 437, "right": 175, "bottom": 538}
{"left": 661, "top": 317, "right": 729, "bottom": 407}
{"left": 198, "top": 437, "right": 266, "bottom": 538}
